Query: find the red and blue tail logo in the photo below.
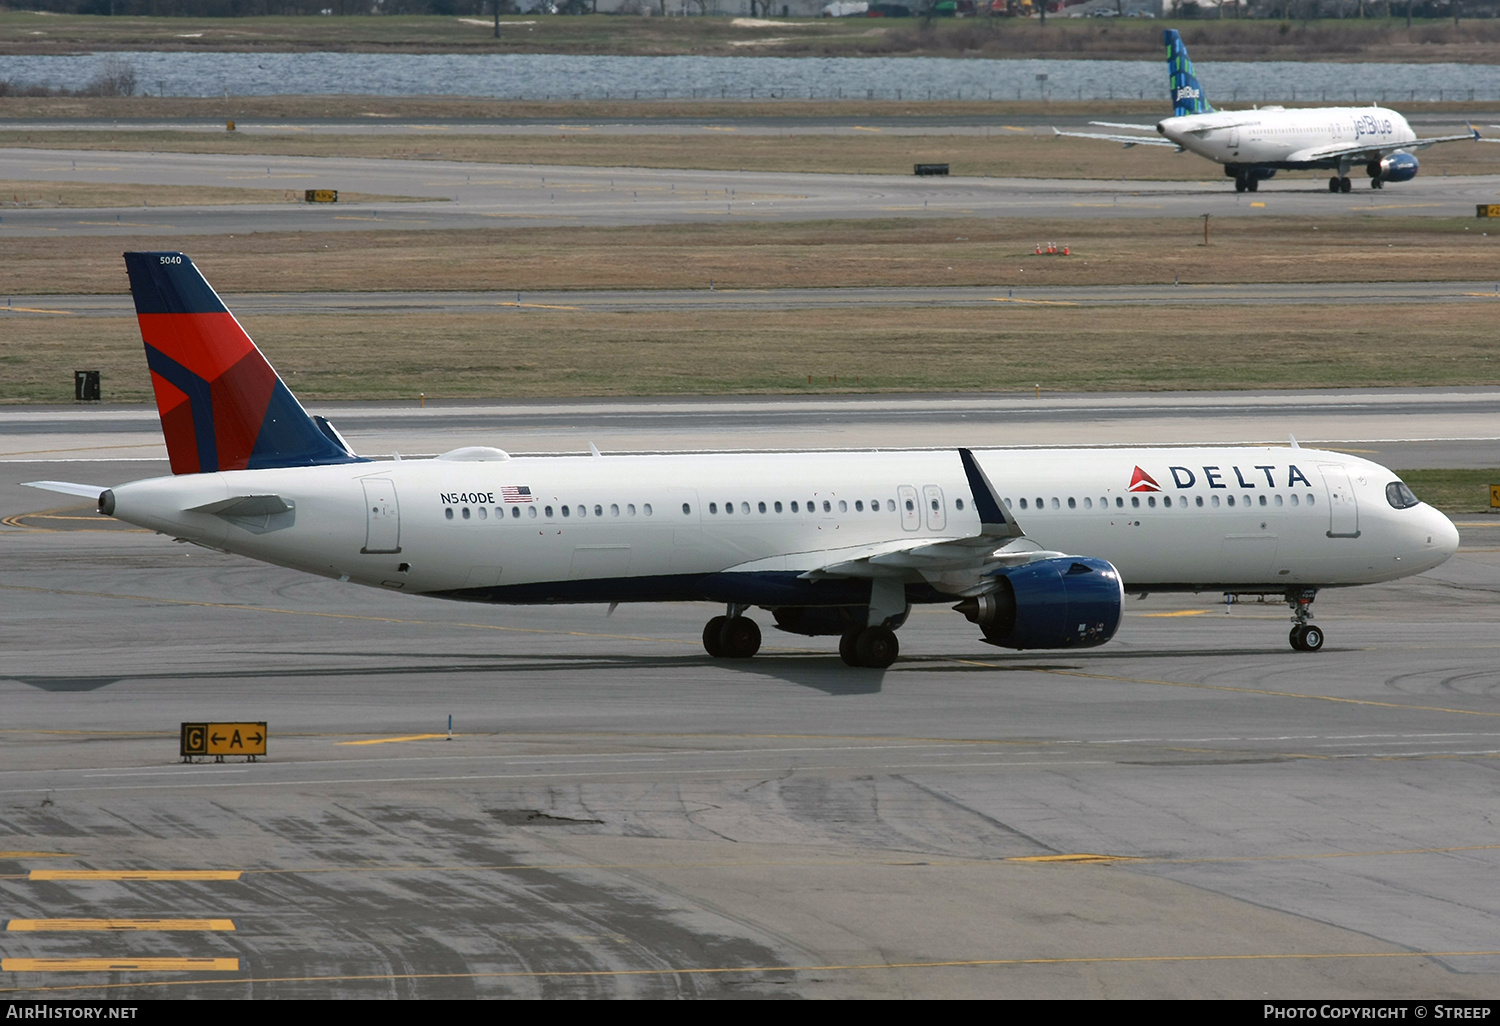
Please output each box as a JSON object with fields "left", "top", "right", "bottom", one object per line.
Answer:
{"left": 124, "top": 252, "right": 361, "bottom": 475}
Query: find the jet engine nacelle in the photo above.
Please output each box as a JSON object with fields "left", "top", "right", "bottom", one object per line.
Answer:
{"left": 1370, "top": 151, "right": 1419, "bottom": 183}
{"left": 953, "top": 556, "right": 1123, "bottom": 650}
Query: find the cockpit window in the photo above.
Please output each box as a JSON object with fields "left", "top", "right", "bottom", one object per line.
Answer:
{"left": 1386, "top": 481, "right": 1420, "bottom": 509}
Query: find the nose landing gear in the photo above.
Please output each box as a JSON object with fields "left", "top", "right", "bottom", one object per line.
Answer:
{"left": 1287, "top": 589, "right": 1323, "bottom": 651}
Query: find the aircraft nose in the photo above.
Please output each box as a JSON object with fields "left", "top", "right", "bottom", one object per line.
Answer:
{"left": 1417, "top": 506, "right": 1460, "bottom": 567}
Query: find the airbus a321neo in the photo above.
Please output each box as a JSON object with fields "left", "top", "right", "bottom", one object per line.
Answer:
{"left": 1055, "top": 29, "right": 1479, "bottom": 194}
{"left": 27, "top": 254, "right": 1459, "bottom": 668}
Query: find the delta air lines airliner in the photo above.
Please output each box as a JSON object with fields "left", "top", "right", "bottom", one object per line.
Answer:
{"left": 26, "top": 254, "right": 1459, "bottom": 667}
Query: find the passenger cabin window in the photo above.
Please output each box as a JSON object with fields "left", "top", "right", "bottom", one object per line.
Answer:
{"left": 955, "top": 498, "right": 964, "bottom": 510}
{"left": 823, "top": 500, "right": 831, "bottom": 513}
{"left": 462, "top": 507, "right": 471, "bottom": 519}
{"left": 445, "top": 508, "right": 454, "bottom": 520}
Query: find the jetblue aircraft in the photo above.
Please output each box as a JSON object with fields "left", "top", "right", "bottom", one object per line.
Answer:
{"left": 1055, "top": 29, "right": 1479, "bottom": 193}
{"left": 27, "top": 254, "right": 1459, "bottom": 666}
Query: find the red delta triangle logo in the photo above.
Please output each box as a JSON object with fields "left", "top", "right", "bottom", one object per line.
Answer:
{"left": 1128, "top": 466, "right": 1161, "bottom": 493}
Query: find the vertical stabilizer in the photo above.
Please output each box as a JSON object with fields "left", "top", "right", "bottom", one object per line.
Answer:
{"left": 1165, "top": 29, "right": 1214, "bottom": 117}
{"left": 123, "top": 252, "right": 361, "bottom": 475}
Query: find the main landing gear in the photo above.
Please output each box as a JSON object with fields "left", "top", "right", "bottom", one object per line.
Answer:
{"left": 702, "top": 606, "right": 761, "bottom": 659}
{"left": 1287, "top": 588, "right": 1323, "bottom": 652}
{"left": 1233, "top": 173, "right": 1259, "bottom": 193}
{"left": 1328, "top": 175, "right": 1352, "bottom": 193}
{"left": 838, "top": 626, "right": 900, "bottom": 669}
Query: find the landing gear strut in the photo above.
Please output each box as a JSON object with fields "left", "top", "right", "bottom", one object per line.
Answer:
{"left": 1287, "top": 588, "right": 1323, "bottom": 652}
{"left": 702, "top": 606, "right": 761, "bottom": 659}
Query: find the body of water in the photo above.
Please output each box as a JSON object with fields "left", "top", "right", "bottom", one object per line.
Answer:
{"left": 2, "top": 51, "right": 1496, "bottom": 104}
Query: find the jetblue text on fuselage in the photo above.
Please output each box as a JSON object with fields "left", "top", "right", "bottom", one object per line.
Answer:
{"left": 1353, "top": 114, "right": 1394, "bottom": 139}
{"left": 1167, "top": 465, "right": 1313, "bottom": 489}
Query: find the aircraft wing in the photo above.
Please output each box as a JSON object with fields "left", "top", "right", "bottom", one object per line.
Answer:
{"left": 1289, "top": 125, "right": 1480, "bottom": 163}
{"left": 721, "top": 449, "right": 1064, "bottom": 597}
{"left": 1052, "top": 127, "right": 1181, "bottom": 149}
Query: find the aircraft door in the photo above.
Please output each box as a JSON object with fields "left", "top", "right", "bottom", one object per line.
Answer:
{"left": 1318, "top": 464, "right": 1360, "bottom": 538}
{"left": 923, "top": 485, "right": 946, "bottom": 531}
{"left": 898, "top": 485, "right": 921, "bottom": 531}
{"left": 361, "top": 478, "right": 401, "bottom": 553}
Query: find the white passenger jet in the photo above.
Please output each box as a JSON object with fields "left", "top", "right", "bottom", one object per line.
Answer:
{"left": 1055, "top": 29, "right": 1480, "bottom": 193}
{"left": 26, "top": 254, "right": 1459, "bottom": 667}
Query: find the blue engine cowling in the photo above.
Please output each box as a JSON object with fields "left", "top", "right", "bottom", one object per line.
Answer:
{"left": 955, "top": 556, "right": 1124, "bottom": 650}
{"left": 1372, "top": 151, "right": 1419, "bottom": 183}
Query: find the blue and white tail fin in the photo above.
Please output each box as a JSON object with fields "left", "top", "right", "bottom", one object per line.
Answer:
{"left": 1165, "top": 29, "right": 1214, "bottom": 117}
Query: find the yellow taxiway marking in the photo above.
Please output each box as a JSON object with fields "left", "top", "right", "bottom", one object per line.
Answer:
{"left": 0, "top": 306, "right": 69, "bottom": 315}
{"left": 5, "top": 951, "right": 1498, "bottom": 993}
{"left": 76, "top": 221, "right": 166, "bottom": 228}
{"left": 337, "top": 734, "right": 448, "bottom": 746}
{"left": 1454, "top": 521, "right": 1500, "bottom": 527}
{"left": 2, "top": 958, "right": 238, "bottom": 973}
{"left": 1001, "top": 125, "right": 1027, "bottom": 132}
{"left": 1250, "top": 201, "right": 1266, "bottom": 208}
{"left": 1139, "top": 610, "right": 1209, "bottom": 618}
{"left": 0, "top": 852, "right": 75, "bottom": 859}
{"left": 490, "top": 301, "right": 581, "bottom": 311}
{"left": 989, "top": 298, "right": 1078, "bottom": 306}
{"left": 331, "top": 216, "right": 428, "bottom": 223}
{"left": 850, "top": 125, "right": 882, "bottom": 133}
{"left": 29, "top": 870, "right": 242, "bottom": 882}
{"left": 1008, "top": 853, "right": 1135, "bottom": 864}
{"left": 8, "top": 919, "right": 234, "bottom": 932}
{"left": 1463, "top": 292, "right": 1500, "bottom": 298}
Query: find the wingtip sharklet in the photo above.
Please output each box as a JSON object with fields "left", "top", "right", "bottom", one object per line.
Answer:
{"left": 958, "top": 448, "right": 1022, "bottom": 538}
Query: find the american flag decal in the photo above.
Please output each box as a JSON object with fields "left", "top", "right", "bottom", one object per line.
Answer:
{"left": 501, "top": 486, "right": 534, "bottom": 503}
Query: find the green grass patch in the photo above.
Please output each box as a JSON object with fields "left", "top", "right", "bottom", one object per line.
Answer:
{"left": 1395, "top": 468, "right": 1500, "bottom": 515}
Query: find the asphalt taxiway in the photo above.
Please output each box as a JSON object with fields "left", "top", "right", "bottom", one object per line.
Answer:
{"left": 3, "top": 399, "right": 1500, "bottom": 998}
{"left": 3, "top": 147, "right": 1498, "bottom": 237}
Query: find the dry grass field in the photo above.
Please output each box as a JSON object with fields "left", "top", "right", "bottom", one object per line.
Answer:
{"left": 0, "top": 179, "right": 429, "bottom": 208}
{"left": 0, "top": 217, "right": 1493, "bottom": 295}
{"left": 5, "top": 127, "right": 1497, "bottom": 181}
{"left": 5, "top": 301, "right": 1497, "bottom": 403}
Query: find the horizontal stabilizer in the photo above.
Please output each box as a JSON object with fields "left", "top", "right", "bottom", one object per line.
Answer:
{"left": 1053, "top": 128, "right": 1179, "bottom": 149}
{"left": 23, "top": 480, "right": 106, "bottom": 499}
